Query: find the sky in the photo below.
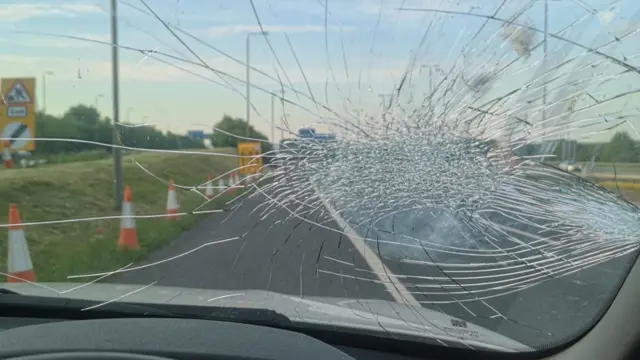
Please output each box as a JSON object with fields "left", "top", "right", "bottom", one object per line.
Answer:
{"left": 0, "top": 0, "right": 638, "bottom": 143}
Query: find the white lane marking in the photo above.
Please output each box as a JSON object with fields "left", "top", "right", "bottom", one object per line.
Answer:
{"left": 314, "top": 185, "right": 421, "bottom": 307}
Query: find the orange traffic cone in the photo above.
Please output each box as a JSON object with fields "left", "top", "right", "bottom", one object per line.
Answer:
{"left": 2, "top": 141, "right": 12, "bottom": 169}
{"left": 205, "top": 174, "right": 214, "bottom": 199}
{"left": 7, "top": 204, "right": 35, "bottom": 283}
{"left": 118, "top": 186, "right": 139, "bottom": 250}
{"left": 166, "top": 179, "right": 180, "bottom": 220}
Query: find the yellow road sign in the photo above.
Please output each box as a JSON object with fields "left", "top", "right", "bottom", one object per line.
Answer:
{"left": 0, "top": 78, "right": 36, "bottom": 151}
{"left": 237, "top": 142, "right": 262, "bottom": 175}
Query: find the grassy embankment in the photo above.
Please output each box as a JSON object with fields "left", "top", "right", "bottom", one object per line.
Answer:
{"left": 0, "top": 148, "right": 241, "bottom": 282}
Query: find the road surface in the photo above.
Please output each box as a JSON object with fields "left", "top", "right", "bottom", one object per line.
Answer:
{"left": 114, "top": 191, "right": 635, "bottom": 348}
{"left": 114, "top": 194, "right": 392, "bottom": 302}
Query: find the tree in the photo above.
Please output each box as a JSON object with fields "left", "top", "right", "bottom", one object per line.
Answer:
{"left": 576, "top": 142, "right": 603, "bottom": 162}
{"left": 601, "top": 131, "right": 638, "bottom": 163}
{"left": 211, "top": 115, "right": 274, "bottom": 162}
{"left": 33, "top": 104, "right": 205, "bottom": 155}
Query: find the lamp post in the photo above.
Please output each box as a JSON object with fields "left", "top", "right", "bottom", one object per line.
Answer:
{"left": 110, "top": 0, "right": 123, "bottom": 211}
{"left": 94, "top": 94, "right": 104, "bottom": 109}
{"left": 245, "top": 31, "right": 270, "bottom": 137}
{"left": 270, "top": 92, "right": 275, "bottom": 146}
{"left": 126, "top": 107, "right": 133, "bottom": 122}
{"left": 41, "top": 71, "right": 53, "bottom": 113}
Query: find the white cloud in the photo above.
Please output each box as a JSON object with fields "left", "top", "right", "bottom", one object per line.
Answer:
{"left": 0, "top": 2, "right": 103, "bottom": 22}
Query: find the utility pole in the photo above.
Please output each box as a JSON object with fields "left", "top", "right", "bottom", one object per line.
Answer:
{"left": 280, "top": 88, "right": 285, "bottom": 141}
{"left": 270, "top": 92, "right": 275, "bottom": 146}
{"left": 110, "top": 0, "right": 123, "bottom": 211}
{"left": 542, "top": 0, "right": 550, "bottom": 161}
{"left": 245, "top": 31, "right": 269, "bottom": 137}
{"left": 94, "top": 94, "right": 104, "bottom": 109}
{"left": 245, "top": 34, "right": 250, "bottom": 138}
{"left": 41, "top": 71, "right": 53, "bottom": 113}
{"left": 42, "top": 74, "right": 46, "bottom": 113}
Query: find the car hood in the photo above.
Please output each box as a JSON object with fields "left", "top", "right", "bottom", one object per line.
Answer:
{"left": 0, "top": 282, "right": 530, "bottom": 352}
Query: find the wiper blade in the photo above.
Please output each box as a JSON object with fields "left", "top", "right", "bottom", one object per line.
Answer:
{"left": 164, "top": 304, "right": 292, "bottom": 327}
{"left": 0, "top": 288, "right": 22, "bottom": 295}
{"left": 0, "top": 293, "right": 292, "bottom": 327}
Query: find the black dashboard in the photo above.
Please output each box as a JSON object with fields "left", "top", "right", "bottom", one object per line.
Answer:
{"left": 0, "top": 315, "right": 535, "bottom": 360}
{"left": 0, "top": 317, "right": 427, "bottom": 360}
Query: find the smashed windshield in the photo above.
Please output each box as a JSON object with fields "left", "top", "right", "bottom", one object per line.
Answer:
{"left": 1, "top": 0, "right": 640, "bottom": 353}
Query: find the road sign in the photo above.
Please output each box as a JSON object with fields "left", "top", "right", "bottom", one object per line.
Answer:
{"left": 0, "top": 78, "right": 36, "bottom": 151}
{"left": 237, "top": 142, "right": 262, "bottom": 175}
{"left": 5, "top": 80, "right": 32, "bottom": 104}
{"left": 187, "top": 130, "right": 206, "bottom": 140}
{"left": 1, "top": 122, "right": 33, "bottom": 150}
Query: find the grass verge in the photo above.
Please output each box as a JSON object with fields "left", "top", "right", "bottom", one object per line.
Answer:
{"left": 598, "top": 181, "right": 640, "bottom": 191}
{"left": 597, "top": 181, "right": 640, "bottom": 203}
{"left": 0, "top": 148, "right": 241, "bottom": 282}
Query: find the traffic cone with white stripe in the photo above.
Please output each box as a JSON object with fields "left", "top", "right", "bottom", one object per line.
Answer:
{"left": 218, "top": 177, "right": 226, "bottom": 194}
{"left": 2, "top": 141, "right": 12, "bottom": 169}
{"left": 6, "top": 204, "right": 35, "bottom": 283}
{"left": 118, "top": 186, "right": 139, "bottom": 250}
{"left": 166, "top": 179, "right": 180, "bottom": 220}
{"left": 227, "top": 172, "right": 236, "bottom": 194}
{"left": 205, "top": 174, "right": 214, "bottom": 199}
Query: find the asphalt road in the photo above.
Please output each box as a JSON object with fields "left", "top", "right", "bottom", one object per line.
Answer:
{"left": 114, "top": 194, "right": 392, "bottom": 302}
{"left": 113, "top": 191, "right": 636, "bottom": 349}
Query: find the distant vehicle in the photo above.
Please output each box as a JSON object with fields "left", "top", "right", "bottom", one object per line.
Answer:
{"left": 274, "top": 128, "right": 337, "bottom": 166}
{"left": 297, "top": 127, "right": 316, "bottom": 139}
{"left": 558, "top": 160, "right": 582, "bottom": 172}
{"left": 296, "top": 127, "right": 336, "bottom": 142}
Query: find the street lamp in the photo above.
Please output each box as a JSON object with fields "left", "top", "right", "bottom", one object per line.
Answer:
{"left": 270, "top": 92, "right": 275, "bottom": 146}
{"left": 110, "top": 0, "right": 123, "bottom": 211}
{"left": 245, "top": 30, "right": 270, "bottom": 137}
{"left": 270, "top": 89, "right": 285, "bottom": 146}
{"left": 419, "top": 64, "right": 444, "bottom": 94}
{"left": 41, "top": 71, "right": 53, "bottom": 113}
{"left": 280, "top": 112, "right": 290, "bottom": 141}
{"left": 94, "top": 94, "right": 104, "bottom": 109}
{"left": 542, "top": 0, "right": 548, "bottom": 131}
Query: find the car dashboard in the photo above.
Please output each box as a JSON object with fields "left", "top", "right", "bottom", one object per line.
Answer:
{"left": 0, "top": 317, "right": 464, "bottom": 360}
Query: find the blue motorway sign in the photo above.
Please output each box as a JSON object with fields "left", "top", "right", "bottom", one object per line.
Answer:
{"left": 187, "top": 130, "right": 206, "bottom": 140}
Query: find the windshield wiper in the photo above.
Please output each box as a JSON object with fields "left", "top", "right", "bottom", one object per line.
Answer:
{"left": 0, "top": 293, "right": 292, "bottom": 328}
{"left": 0, "top": 289, "right": 22, "bottom": 295}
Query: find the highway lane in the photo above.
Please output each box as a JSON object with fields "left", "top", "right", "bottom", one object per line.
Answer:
{"left": 113, "top": 187, "right": 636, "bottom": 348}
{"left": 344, "top": 202, "right": 635, "bottom": 347}
{"left": 113, "top": 193, "right": 394, "bottom": 302}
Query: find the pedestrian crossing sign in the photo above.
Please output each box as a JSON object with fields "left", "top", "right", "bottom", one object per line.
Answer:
{"left": 0, "top": 78, "right": 36, "bottom": 151}
{"left": 5, "top": 80, "right": 32, "bottom": 105}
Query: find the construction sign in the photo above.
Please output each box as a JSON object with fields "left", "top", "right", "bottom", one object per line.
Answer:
{"left": 0, "top": 78, "right": 36, "bottom": 151}
{"left": 237, "top": 142, "right": 262, "bottom": 175}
